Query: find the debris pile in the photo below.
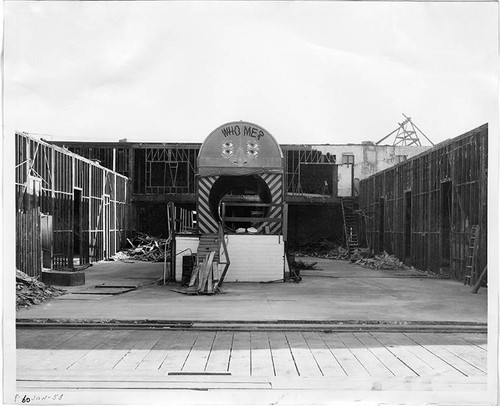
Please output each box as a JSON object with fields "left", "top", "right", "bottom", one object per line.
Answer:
{"left": 325, "top": 246, "right": 350, "bottom": 260}
{"left": 353, "top": 251, "right": 409, "bottom": 270}
{"left": 292, "top": 239, "right": 350, "bottom": 259}
{"left": 349, "top": 248, "right": 372, "bottom": 263}
{"left": 110, "top": 232, "right": 171, "bottom": 262}
{"left": 16, "top": 270, "right": 65, "bottom": 309}
{"left": 290, "top": 259, "right": 317, "bottom": 271}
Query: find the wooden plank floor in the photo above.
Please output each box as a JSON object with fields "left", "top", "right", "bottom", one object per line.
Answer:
{"left": 17, "top": 329, "right": 488, "bottom": 381}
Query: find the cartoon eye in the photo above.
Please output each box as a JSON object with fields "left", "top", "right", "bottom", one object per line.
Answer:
{"left": 223, "top": 142, "right": 233, "bottom": 149}
{"left": 247, "top": 142, "right": 259, "bottom": 150}
{"left": 222, "top": 149, "right": 233, "bottom": 156}
{"left": 247, "top": 150, "right": 258, "bottom": 157}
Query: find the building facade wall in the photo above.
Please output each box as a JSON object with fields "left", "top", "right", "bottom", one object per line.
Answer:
{"left": 359, "top": 124, "right": 488, "bottom": 281}
{"left": 311, "top": 144, "right": 431, "bottom": 181}
{"left": 52, "top": 139, "right": 429, "bottom": 246}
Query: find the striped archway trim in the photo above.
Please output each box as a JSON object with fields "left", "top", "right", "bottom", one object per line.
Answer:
{"left": 258, "top": 173, "right": 283, "bottom": 234}
{"left": 196, "top": 172, "right": 284, "bottom": 235}
{"left": 196, "top": 176, "right": 219, "bottom": 234}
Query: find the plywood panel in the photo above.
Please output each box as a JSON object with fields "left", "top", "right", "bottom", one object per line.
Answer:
{"left": 223, "top": 235, "right": 284, "bottom": 282}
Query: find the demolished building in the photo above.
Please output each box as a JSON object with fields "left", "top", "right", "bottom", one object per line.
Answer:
{"left": 359, "top": 124, "right": 488, "bottom": 283}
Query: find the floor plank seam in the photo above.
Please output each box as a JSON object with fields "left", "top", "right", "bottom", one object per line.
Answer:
{"left": 402, "top": 333, "right": 469, "bottom": 377}
{"left": 301, "top": 331, "right": 324, "bottom": 377}
{"left": 319, "top": 333, "right": 347, "bottom": 377}
{"left": 66, "top": 330, "right": 115, "bottom": 370}
{"left": 226, "top": 332, "right": 235, "bottom": 373}
{"left": 249, "top": 332, "right": 253, "bottom": 377}
{"left": 421, "top": 334, "right": 487, "bottom": 374}
{"left": 203, "top": 332, "right": 218, "bottom": 372}
{"left": 284, "top": 332, "right": 300, "bottom": 376}
{"left": 436, "top": 345, "right": 486, "bottom": 374}
{"left": 134, "top": 332, "right": 163, "bottom": 370}
{"left": 267, "top": 333, "right": 277, "bottom": 377}
{"left": 337, "top": 333, "right": 371, "bottom": 376}
{"left": 353, "top": 333, "right": 395, "bottom": 377}
{"left": 370, "top": 334, "right": 420, "bottom": 377}
{"left": 180, "top": 331, "right": 202, "bottom": 372}
{"left": 157, "top": 330, "right": 184, "bottom": 371}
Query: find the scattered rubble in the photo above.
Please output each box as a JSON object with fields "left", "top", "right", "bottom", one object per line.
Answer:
{"left": 290, "top": 259, "right": 317, "bottom": 271}
{"left": 110, "top": 232, "right": 171, "bottom": 262}
{"left": 292, "top": 239, "right": 350, "bottom": 260}
{"left": 16, "top": 270, "right": 65, "bottom": 309}
{"left": 354, "top": 251, "right": 409, "bottom": 270}
{"left": 56, "top": 264, "right": 93, "bottom": 272}
{"left": 349, "top": 248, "right": 372, "bottom": 263}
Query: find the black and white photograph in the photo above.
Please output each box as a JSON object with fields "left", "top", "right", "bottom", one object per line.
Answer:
{"left": 2, "top": 1, "right": 498, "bottom": 405}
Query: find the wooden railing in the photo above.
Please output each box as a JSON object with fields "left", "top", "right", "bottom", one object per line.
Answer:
{"left": 220, "top": 202, "right": 283, "bottom": 229}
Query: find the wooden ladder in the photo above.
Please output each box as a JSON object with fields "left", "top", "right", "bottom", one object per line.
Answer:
{"left": 464, "top": 225, "right": 480, "bottom": 286}
{"left": 341, "top": 198, "right": 359, "bottom": 255}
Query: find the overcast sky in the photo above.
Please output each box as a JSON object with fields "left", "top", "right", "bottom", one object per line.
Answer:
{"left": 4, "top": 1, "right": 498, "bottom": 145}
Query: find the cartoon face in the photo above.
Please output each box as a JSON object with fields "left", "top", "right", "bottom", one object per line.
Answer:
{"left": 221, "top": 140, "right": 259, "bottom": 166}
{"left": 221, "top": 142, "right": 234, "bottom": 157}
{"left": 246, "top": 141, "right": 259, "bottom": 158}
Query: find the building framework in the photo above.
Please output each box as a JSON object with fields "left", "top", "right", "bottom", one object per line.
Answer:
{"left": 52, "top": 141, "right": 355, "bottom": 245}
{"left": 15, "top": 132, "right": 130, "bottom": 277}
{"left": 359, "top": 124, "right": 488, "bottom": 282}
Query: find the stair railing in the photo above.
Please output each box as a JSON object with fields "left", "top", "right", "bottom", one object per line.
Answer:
{"left": 214, "top": 222, "right": 230, "bottom": 289}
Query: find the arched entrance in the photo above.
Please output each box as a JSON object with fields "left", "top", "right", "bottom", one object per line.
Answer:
{"left": 185, "top": 121, "right": 286, "bottom": 282}
{"left": 208, "top": 175, "right": 272, "bottom": 231}
{"left": 196, "top": 121, "right": 284, "bottom": 235}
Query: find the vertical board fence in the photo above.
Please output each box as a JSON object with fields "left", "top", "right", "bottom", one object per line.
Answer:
{"left": 15, "top": 132, "right": 130, "bottom": 277}
{"left": 359, "top": 124, "right": 488, "bottom": 283}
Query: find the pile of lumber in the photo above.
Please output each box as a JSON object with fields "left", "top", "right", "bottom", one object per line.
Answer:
{"left": 111, "top": 232, "right": 170, "bottom": 262}
{"left": 175, "top": 251, "right": 220, "bottom": 295}
{"left": 353, "top": 251, "right": 409, "bottom": 270}
{"left": 16, "top": 270, "right": 65, "bottom": 309}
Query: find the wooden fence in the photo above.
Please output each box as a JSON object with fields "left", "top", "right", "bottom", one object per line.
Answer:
{"left": 359, "top": 124, "right": 487, "bottom": 282}
{"left": 16, "top": 208, "right": 41, "bottom": 278}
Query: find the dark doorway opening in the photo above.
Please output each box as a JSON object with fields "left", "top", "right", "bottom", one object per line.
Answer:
{"left": 378, "top": 197, "right": 385, "bottom": 253}
{"left": 404, "top": 191, "right": 412, "bottom": 262}
{"left": 441, "top": 181, "right": 452, "bottom": 273}
{"left": 73, "top": 189, "right": 82, "bottom": 264}
{"left": 209, "top": 175, "right": 271, "bottom": 231}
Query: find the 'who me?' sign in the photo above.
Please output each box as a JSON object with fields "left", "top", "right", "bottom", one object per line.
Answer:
{"left": 220, "top": 124, "right": 266, "bottom": 141}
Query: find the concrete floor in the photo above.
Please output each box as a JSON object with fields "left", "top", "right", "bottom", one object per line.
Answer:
{"left": 16, "top": 257, "right": 487, "bottom": 323}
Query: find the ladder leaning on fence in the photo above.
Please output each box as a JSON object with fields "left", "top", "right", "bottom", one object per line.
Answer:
{"left": 341, "top": 198, "right": 359, "bottom": 255}
{"left": 464, "top": 225, "right": 480, "bottom": 286}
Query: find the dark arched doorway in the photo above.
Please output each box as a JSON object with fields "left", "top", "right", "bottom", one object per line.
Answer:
{"left": 208, "top": 175, "right": 271, "bottom": 231}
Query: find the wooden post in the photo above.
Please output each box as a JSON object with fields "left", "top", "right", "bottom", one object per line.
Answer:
{"left": 471, "top": 265, "right": 487, "bottom": 294}
{"left": 283, "top": 203, "right": 288, "bottom": 243}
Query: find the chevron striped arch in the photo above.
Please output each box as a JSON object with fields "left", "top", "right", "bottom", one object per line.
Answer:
{"left": 258, "top": 173, "right": 284, "bottom": 235}
{"left": 197, "top": 173, "right": 284, "bottom": 235}
{"left": 196, "top": 176, "right": 220, "bottom": 234}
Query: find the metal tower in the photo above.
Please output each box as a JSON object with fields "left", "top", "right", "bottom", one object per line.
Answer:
{"left": 376, "top": 114, "right": 434, "bottom": 146}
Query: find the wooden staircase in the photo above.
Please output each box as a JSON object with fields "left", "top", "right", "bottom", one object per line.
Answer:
{"left": 197, "top": 234, "right": 220, "bottom": 265}
{"left": 341, "top": 198, "right": 359, "bottom": 255}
